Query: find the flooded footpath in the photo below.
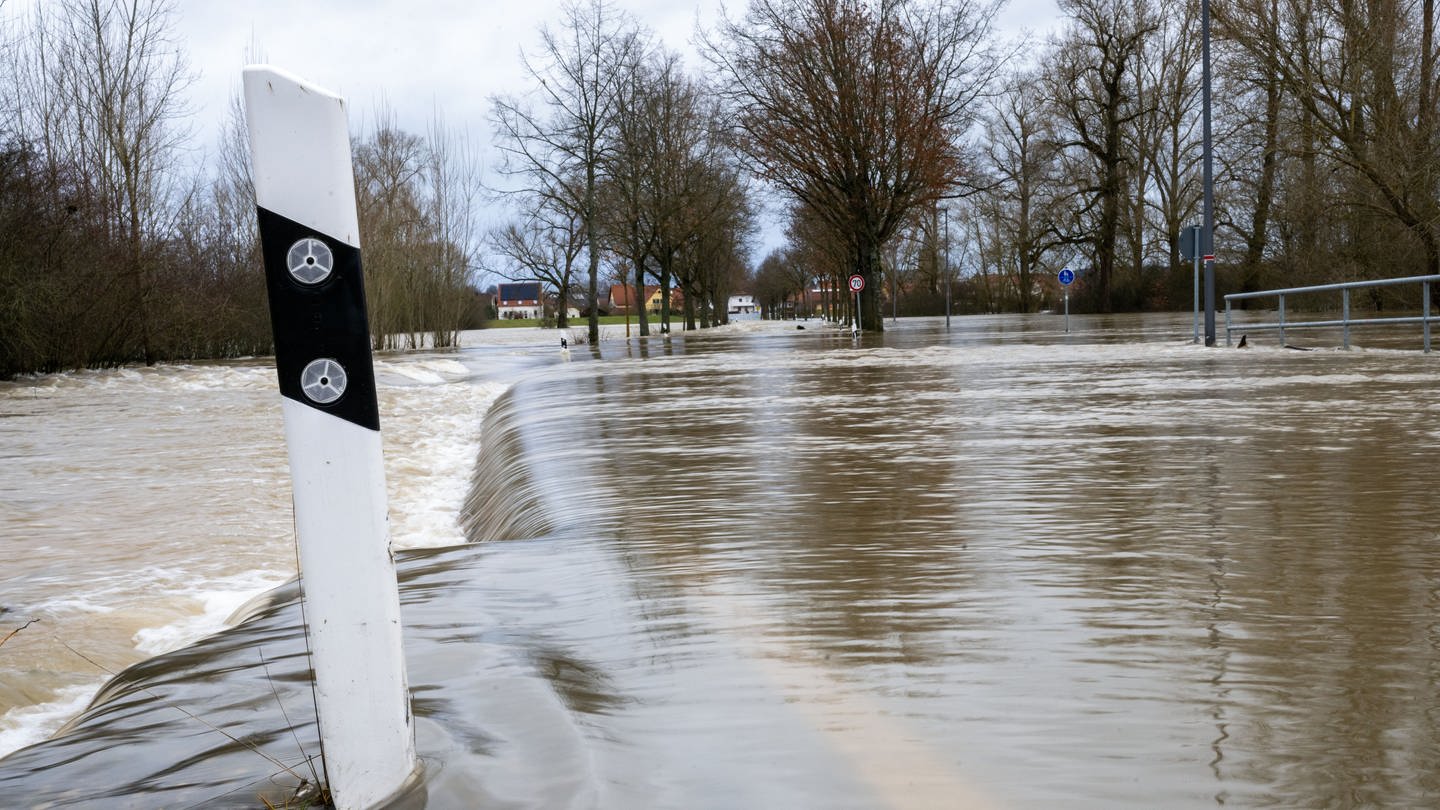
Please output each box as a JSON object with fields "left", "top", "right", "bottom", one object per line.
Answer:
{"left": 2, "top": 314, "right": 1439, "bottom": 808}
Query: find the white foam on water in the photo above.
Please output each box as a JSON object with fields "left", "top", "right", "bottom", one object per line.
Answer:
{"left": 1, "top": 344, "right": 518, "bottom": 759}
{"left": 132, "top": 569, "right": 294, "bottom": 657}
{"left": 0, "top": 684, "right": 103, "bottom": 757}
{"left": 383, "top": 377, "right": 509, "bottom": 550}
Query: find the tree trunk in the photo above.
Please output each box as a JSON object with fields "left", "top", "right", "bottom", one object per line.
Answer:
{"left": 586, "top": 162, "right": 600, "bottom": 345}
{"left": 634, "top": 263, "right": 650, "bottom": 337}
{"left": 857, "top": 237, "right": 885, "bottom": 332}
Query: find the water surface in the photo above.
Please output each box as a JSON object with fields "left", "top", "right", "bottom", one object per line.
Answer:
{"left": 3, "top": 315, "right": 1438, "bottom": 808}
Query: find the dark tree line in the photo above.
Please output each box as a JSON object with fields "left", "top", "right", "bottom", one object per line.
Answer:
{"left": 7, "top": 0, "right": 1435, "bottom": 368}
{"left": 727, "top": 0, "right": 1437, "bottom": 322}
{"left": 960, "top": 0, "right": 1438, "bottom": 314}
{"left": 0, "top": 0, "right": 484, "bottom": 378}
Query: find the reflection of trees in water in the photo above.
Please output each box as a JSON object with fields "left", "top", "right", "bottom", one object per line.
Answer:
{"left": 476, "top": 328, "right": 1440, "bottom": 805}
{"left": 577, "top": 351, "right": 994, "bottom": 666}
{"left": 1030, "top": 367, "right": 1440, "bottom": 805}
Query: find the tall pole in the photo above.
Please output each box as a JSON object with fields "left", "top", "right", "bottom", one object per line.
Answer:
{"left": 941, "top": 205, "right": 950, "bottom": 329}
{"left": 244, "top": 65, "right": 418, "bottom": 809}
{"left": 1202, "top": 0, "right": 1217, "bottom": 345}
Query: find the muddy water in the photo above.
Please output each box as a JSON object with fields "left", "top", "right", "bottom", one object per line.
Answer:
{"left": 3, "top": 315, "right": 1439, "bottom": 807}
{"left": 0, "top": 351, "right": 510, "bottom": 755}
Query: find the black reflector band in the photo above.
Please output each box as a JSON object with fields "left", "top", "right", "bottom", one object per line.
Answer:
{"left": 256, "top": 205, "right": 380, "bottom": 431}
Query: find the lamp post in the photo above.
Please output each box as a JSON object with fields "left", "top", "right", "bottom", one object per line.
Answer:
{"left": 1201, "top": 0, "right": 1217, "bottom": 345}
{"left": 940, "top": 205, "right": 950, "bottom": 329}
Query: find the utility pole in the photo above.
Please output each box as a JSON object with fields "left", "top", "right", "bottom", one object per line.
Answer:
{"left": 1201, "top": 0, "right": 1217, "bottom": 345}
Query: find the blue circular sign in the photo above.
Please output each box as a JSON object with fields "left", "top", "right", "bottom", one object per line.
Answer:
{"left": 1058, "top": 268, "right": 1075, "bottom": 286}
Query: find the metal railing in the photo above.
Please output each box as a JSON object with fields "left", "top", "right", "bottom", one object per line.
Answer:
{"left": 1224, "top": 274, "right": 1440, "bottom": 352}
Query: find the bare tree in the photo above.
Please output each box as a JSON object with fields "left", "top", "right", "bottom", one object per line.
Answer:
{"left": 1213, "top": 0, "right": 1287, "bottom": 294}
{"left": 1221, "top": 0, "right": 1440, "bottom": 277}
{"left": 26, "top": 0, "right": 192, "bottom": 362}
{"left": 600, "top": 47, "right": 666, "bottom": 337}
{"left": 492, "top": 0, "right": 647, "bottom": 344}
{"left": 1, "top": 0, "right": 194, "bottom": 368}
{"left": 981, "top": 72, "right": 1069, "bottom": 311}
{"left": 707, "top": 0, "right": 1003, "bottom": 331}
{"left": 1138, "top": 0, "right": 1203, "bottom": 280}
{"left": 425, "top": 113, "right": 486, "bottom": 345}
{"left": 1045, "top": 0, "right": 1157, "bottom": 311}
{"left": 753, "top": 248, "right": 801, "bottom": 318}
{"left": 354, "top": 107, "right": 477, "bottom": 349}
{"left": 673, "top": 161, "right": 754, "bottom": 328}
{"left": 641, "top": 58, "right": 743, "bottom": 332}
{"left": 487, "top": 193, "right": 585, "bottom": 327}
{"left": 785, "top": 199, "right": 853, "bottom": 321}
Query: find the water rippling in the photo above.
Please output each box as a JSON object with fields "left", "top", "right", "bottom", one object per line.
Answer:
{"left": 3, "top": 316, "right": 1440, "bottom": 807}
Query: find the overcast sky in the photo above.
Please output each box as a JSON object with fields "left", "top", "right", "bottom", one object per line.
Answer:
{"left": 170, "top": 0, "right": 1061, "bottom": 145}
{"left": 172, "top": 0, "right": 729, "bottom": 149}
{"left": 9, "top": 0, "right": 1065, "bottom": 261}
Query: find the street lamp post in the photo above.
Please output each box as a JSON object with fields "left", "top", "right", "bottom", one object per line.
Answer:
{"left": 1201, "top": 0, "right": 1217, "bottom": 345}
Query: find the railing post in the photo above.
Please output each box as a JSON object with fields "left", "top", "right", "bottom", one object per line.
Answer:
{"left": 1224, "top": 298, "right": 1232, "bottom": 346}
{"left": 1278, "top": 293, "right": 1286, "bottom": 347}
{"left": 1342, "top": 289, "right": 1350, "bottom": 350}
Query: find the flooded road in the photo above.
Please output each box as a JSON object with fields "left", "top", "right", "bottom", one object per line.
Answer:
{"left": 3, "top": 315, "right": 1439, "bottom": 807}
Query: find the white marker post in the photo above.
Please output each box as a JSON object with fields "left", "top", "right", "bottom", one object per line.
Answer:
{"left": 243, "top": 65, "right": 418, "bottom": 809}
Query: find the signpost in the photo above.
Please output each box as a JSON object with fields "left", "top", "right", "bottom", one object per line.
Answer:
{"left": 1181, "top": 225, "right": 1202, "bottom": 343}
{"left": 1058, "top": 268, "right": 1075, "bottom": 333}
{"left": 848, "top": 274, "right": 865, "bottom": 337}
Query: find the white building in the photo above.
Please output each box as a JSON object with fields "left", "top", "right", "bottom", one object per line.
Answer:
{"left": 728, "top": 293, "right": 757, "bottom": 315}
{"left": 496, "top": 282, "right": 543, "bottom": 319}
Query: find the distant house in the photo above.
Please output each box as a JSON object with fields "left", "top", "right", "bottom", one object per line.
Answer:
{"left": 496, "top": 282, "right": 543, "bottom": 319}
{"left": 728, "top": 293, "right": 757, "bottom": 315}
{"left": 606, "top": 284, "right": 642, "bottom": 314}
{"left": 608, "top": 284, "right": 683, "bottom": 316}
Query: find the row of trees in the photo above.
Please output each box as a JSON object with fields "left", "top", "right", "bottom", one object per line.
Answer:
{"left": 0, "top": 0, "right": 484, "bottom": 378}
{"left": 6, "top": 0, "right": 1434, "bottom": 364}
{"left": 958, "top": 0, "right": 1438, "bottom": 314}
{"left": 741, "top": 0, "right": 1436, "bottom": 322}
{"left": 489, "top": 0, "right": 753, "bottom": 341}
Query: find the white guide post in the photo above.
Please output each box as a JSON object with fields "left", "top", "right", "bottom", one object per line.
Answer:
{"left": 243, "top": 65, "right": 417, "bottom": 809}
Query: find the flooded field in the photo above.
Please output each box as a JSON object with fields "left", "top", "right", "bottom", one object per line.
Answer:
{"left": 2, "top": 314, "right": 1438, "bottom": 807}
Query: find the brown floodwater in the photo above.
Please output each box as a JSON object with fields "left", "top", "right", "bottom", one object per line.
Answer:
{"left": 2, "top": 314, "right": 1439, "bottom": 808}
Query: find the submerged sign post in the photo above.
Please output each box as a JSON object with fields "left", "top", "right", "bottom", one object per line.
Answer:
{"left": 243, "top": 65, "right": 418, "bottom": 809}
{"left": 1058, "top": 268, "right": 1075, "bottom": 333}
{"left": 1181, "top": 225, "right": 1202, "bottom": 343}
{"left": 848, "top": 274, "right": 865, "bottom": 337}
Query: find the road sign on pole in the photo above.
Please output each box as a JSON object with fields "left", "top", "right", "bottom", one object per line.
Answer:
{"left": 1058, "top": 268, "right": 1074, "bottom": 333}
{"left": 847, "top": 275, "right": 864, "bottom": 336}
{"left": 848, "top": 276, "right": 865, "bottom": 336}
